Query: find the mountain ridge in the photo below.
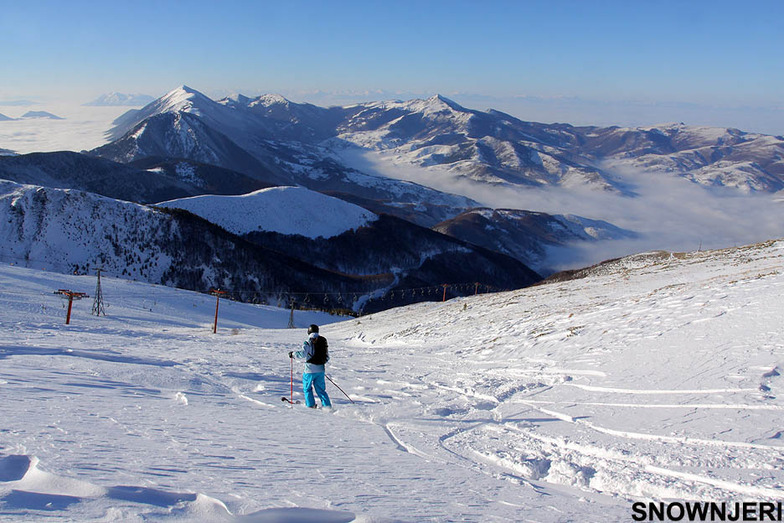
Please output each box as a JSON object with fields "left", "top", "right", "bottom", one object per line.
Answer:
{"left": 84, "top": 92, "right": 156, "bottom": 107}
{"left": 101, "top": 86, "right": 784, "bottom": 198}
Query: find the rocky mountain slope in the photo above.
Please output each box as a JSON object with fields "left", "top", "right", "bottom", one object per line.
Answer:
{"left": 434, "top": 208, "right": 636, "bottom": 274}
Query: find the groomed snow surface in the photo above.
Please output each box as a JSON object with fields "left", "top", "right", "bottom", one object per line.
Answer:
{"left": 1, "top": 240, "right": 783, "bottom": 521}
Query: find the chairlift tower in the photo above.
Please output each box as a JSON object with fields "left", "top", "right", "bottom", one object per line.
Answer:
{"left": 92, "top": 267, "right": 106, "bottom": 316}
{"left": 288, "top": 300, "right": 295, "bottom": 329}
{"left": 209, "top": 289, "right": 228, "bottom": 334}
{"left": 55, "top": 289, "right": 89, "bottom": 324}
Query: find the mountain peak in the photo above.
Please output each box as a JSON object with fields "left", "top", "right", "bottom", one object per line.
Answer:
{"left": 219, "top": 93, "right": 252, "bottom": 108}
{"left": 389, "top": 94, "right": 468, "bottom": 116}
{"left": 163, "top": 85, "right": 207, "bottom": 102}
{"left": 252, "top": 93, "right": 291, "bottom": 107}
{"left": 154, "top": 85, "right": 216, "bottom": 115}
{"left": 426, "top": 94, "right": 465, "bottom": 111}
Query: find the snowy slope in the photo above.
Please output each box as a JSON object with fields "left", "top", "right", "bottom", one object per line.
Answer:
{"left": 1, "top": 239, "right": 783, "bottom": 520}
{"left": 0, "top": 181, "right": 390, "bottom": 310}
{"left": 157, "top": 186, "right": 378, "bottom": 239}
{"left": 332, "top": 95, "right": 614, "bottom": 190}
{"left": 0, "top": 180, "right": 173, "bottom": 281}
{"left": 582, "top": 123, "right": 784, "bottom": 193}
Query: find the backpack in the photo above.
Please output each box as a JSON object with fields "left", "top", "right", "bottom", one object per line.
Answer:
{"left": 307, "top": 336, "right": 329, "bottom": 365}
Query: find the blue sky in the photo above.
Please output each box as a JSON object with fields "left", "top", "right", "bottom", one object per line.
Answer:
{"left": 2, "top": 0, "right": 782, "bottom": 133}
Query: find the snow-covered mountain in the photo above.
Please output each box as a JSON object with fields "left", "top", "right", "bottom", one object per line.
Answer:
{"left": 95, "top": 111, "right": 287, "bottom": 186}
{"left": 1, "top": 237, "right": 782, "bottom": 520}
{"left": 94, "top": 85, "right": 784, "bottom": 210}
{"left": 0, "top": 180, "right": 539, "bottom": 313}
{"left": 0, "top": 180, "right": 377, "bottom": 307}
{"left": 158, "top": 186, "right": 378, "bottom": 239}
{"left": 94, "top": 86, "right": 477, "bottom": 226}
{"left": 83, "top": 92, "right": 156, "bottom": 107}
{"left": 217, "top": 92, "right": 343, "bottom": 142}
{"left": 24, "top": 84, "right": 778, "bottom": 278}
{"left": 157, "top": 187, "right": 541, "bottom": 310}
{"left": 331, "top": 95, "right": 616, "bottom": 190}
{"left": 0, "top": 113, "right": 14, "bottom": 122}
{"left": 579, "top": 123, "right": 784, "bottom": 193}
{"left": 433, "top": 208, "right": 637, "bottom": 274}
{"left": 333, "top": 97, "right": 784, "bottom": 194}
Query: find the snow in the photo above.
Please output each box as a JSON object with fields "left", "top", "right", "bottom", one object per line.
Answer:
{"left": 1, "top": 239, "right": 784, "bottom": 520}
{"left": 155, "top": 86, "right": 209, "bottom": 116}
{"left": 0, "top": 181, "right": 174, "bottom": 282}
{"left": 251, "top": 94, "right": 291, "bottom": 107}
{"left": 157, "top": 186, "right": 378, "bottom": 239}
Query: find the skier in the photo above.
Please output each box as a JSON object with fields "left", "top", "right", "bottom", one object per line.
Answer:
{"left": 289, "top": 324, "right": 332, "bottom": 408}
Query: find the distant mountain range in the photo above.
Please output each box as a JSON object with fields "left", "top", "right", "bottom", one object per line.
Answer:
{"left": 0, "top": 111, "right": 65, "bottom": 122}
{"left": 21, "top": 111, "right": 64, "bottom": 120}
{"left": 96, "top": 86, "right": 784, "bottom": 195}
{"left": 84, "top": 92, "right": 156, "bottom": 107}
{"left": 1, "top": 85, "right": 782, "bottom": 312}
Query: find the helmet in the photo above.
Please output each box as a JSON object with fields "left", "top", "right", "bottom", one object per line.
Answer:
{"left": 307, "top": 324, "right": 319, "bottom": 334}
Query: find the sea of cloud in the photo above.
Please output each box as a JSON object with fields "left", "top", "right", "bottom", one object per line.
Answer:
{"left": 339, "top": 149, "right": 784, "bottom": 271}
{"left": 0, "top": 103, "right": 126, "bottom": 154}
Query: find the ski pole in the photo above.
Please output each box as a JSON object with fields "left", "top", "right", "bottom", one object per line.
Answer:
{"left": 290, "top": 356, "right": 294, "bottom": 404}
{"left": 325, "top": 374, "right": 354, "bottom": 404}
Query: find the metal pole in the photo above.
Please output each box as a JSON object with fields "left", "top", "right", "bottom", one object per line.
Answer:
{"left": 325, "top": 374, "right": 354, "bottom": 404}
{"left": 65, "top": 295, "right": 74, "bottom": 325}
{"left": 213, "top": 294, "right": 220, "bottom": 334}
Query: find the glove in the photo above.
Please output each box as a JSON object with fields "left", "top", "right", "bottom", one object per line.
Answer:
{"left": 288, "top": 351, "right": 293, "bottom": 359}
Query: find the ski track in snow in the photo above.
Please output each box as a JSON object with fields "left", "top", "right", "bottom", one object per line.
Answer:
{"left": 1, "top": 241, "right": 784, "bottom": 520}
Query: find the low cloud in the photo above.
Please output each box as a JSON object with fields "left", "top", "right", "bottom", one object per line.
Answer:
{"left": 340, "top": 149, "right": 784, "bottom": 270}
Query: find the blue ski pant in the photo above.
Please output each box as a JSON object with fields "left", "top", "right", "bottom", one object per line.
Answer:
{"left": 303, "top": 372, "right": 331, "bottom": 408}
